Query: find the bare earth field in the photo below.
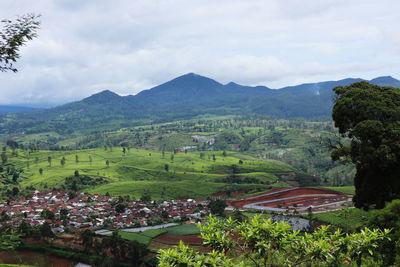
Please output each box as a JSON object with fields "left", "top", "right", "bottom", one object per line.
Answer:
{"left": 228, "top": 187, "right": 352, "bottom": 213}
{"left": 148, "top": 233, "right": 208, "bottom": 252}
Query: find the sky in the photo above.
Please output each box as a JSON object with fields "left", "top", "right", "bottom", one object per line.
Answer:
{"left": 0, "top": 0, "right": 399, "bottom": 107}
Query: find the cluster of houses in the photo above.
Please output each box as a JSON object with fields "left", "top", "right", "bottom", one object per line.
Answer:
{"left": 0, "top": 190, "right": 209, "bottom": 233}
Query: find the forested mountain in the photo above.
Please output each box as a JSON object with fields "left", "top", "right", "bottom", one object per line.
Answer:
{"left": 1, "top": 73, "right": 399, "bottom": 134}
{"left": 0, "top": 105, "right": 35, "bottom": 113}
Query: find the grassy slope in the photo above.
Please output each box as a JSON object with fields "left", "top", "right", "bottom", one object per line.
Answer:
{"left": 319, "top": 186, "right": 355, "bottom": 195}
{"left": 117, "top": 224, "right": 200, "bottom": 245}
{"left": 166, "top": 224, "right": 200, "bottom": 235}
{"left": 118, "top": 228, "right": 167, "bottom": 245}
{"left": 312, "top": 208, "right": 369, "bottom": 232}
{"left": 6, "top": 148, "right": 298, "bottom": 199}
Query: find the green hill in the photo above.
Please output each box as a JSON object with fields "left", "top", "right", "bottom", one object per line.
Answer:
{"left": 2, "top": 147, "right": 313, "bottom": 199}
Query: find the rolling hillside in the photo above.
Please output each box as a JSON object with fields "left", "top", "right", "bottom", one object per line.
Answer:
{"left": 1, "top": 147, "right": 314, "bottom": 200}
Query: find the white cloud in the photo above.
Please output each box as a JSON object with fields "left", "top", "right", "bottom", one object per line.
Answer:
{"left": 0, "top": 0, "right": 399, "bottom": 105}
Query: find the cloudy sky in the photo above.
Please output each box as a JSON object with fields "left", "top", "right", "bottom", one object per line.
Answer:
{"left": 0, "top": 0, "right": 399, "bottom": 106}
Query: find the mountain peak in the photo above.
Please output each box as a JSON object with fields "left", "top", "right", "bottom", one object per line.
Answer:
{"left": 369, "top": 76, "right": 400, "bottom": 87}
{"left": 82, "top": 90, "right": 121, "bottom": 104}
{"left": 173, "top": 72, "right": 221, "bottom": 83}
{"left": 149, "top": 73, "right": 222, "bottom": 91}
{"left": 183, "top": 72, "right": 199, "bottom": 77}
{"left": 94, "top": 89, "right": 119, "bottom": 96}
{"left": 226, "top": 82, "right": 239, "bottom": 86}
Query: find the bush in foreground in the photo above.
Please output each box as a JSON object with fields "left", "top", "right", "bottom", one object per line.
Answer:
{"left": 158, "top": 214, "right": 390, "bottom": 266}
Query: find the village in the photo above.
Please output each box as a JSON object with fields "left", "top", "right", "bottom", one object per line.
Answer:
{"left": 0, "top": 190, "right": 209, "bottom": 233}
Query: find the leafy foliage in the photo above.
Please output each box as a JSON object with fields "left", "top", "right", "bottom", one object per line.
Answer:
{"left": 158, "top": 214, "right": 390, "bottom": 266}
{"left": 368, "top": 199, "right": 400, "bottom": 265}
{"left": 0, "top": 14, "right": 40, "bottom": 72}
{"left": 207, "top": 199, "right": 227, "bottom": 216}
{"left": 0, "top": 228, "right": 21, "bottom": 251}
{"left": 332, "top": 82, "right": 400, "bottom": 209}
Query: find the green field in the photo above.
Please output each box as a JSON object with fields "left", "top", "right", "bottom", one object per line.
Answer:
{"left": 312, "top": 208, "right": 369, "bottom": 232}
{"left": 117, "top": 224, "right": 200, "bottom": 245}
{"left": 242, "top": 211, "right": 273, "bottom": 220}
{"left": 118, "top": 228, "right": 167, "bottom": 245}
{"left": 2, "top": 147, "right": 305, "bottom": 199}
{"left": 166, "top": 224, "right": 200, "bottom": 235}
{"left": 320, "top": 186, "right": 355, "bottom": 195}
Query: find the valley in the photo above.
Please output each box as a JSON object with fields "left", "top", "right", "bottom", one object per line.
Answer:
{"left": 0, "top": 77, "right": 399, "bottom": 266}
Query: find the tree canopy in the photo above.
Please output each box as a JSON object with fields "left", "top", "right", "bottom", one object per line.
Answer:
{"left": 331, "top": 81, "right": 400, "bottom": 209}
{"left": 0, "top": 13, "right": 40, "bottom": 72}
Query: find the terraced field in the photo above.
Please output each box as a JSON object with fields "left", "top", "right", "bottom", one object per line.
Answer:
{"left": 229, "top": 187, "right": 352, "bottom": 213}
{"left": 3, "top": 147, "right": 312, "bottom": 199}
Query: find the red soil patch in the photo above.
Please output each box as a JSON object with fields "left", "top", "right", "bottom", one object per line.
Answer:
{"left": 148, "top": 233, "right": 209, "bottom": 252}
{"left": 229, "top": 187, "right": 351, "bottom": 213}
{"left": 153, "top": 233, "right": 203, "bottom": 245}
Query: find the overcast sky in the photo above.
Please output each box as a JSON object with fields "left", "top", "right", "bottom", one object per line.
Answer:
{"left": 0, "top": 0, "right": 399, "bottom": 106}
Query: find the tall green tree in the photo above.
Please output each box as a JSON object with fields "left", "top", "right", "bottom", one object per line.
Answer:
{"left": 1, "top": 152, "right": 7, "bottom": 164}
{"left": 331, "top": 81, "right": 400, "bottom": 209}
{"left": 60, "top": 156, "right": 66, "bottom": 167}
{"left": 207, "top": 198, "right": 227, "bottom": 215}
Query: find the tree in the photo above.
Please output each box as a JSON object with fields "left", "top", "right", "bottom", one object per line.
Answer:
{"left": 60, "top": 208, "right": 69, "bottom": 221}
{"left": 0, "top": 228, "right": 21, "bottom": 251}
{"left": 18, "top": 221, "right": 32, "bottom": 237}
{"left": 231, "top": 207, "right": 246, "bottom": 222}
{"left": 60, "top": 156, "right": 66, "bottom": 167}
{"left": 207, "top": 198, "right": 227, "bottom": 215}
{"left": 331, "top": 82, "right": 400, "bottom": 209}
{"left": 115, "top": 203, "right": 126, "bottom": 214}
{"left": 368, "top": 199, "right": 400, "bottom": 265}
{"left": 39, "top": 222, "right": 54, "bottom": 237}
{"left": 41, "top": 209, "right": 55, "bottom": 220}
{"left": 158, "top": 215, "right": 390, "bottom": 267}
{"left": 81, "top": 229, "right": 94, "bottom": 253}
{"left": 1, "top": 14, "right": 40, "bottom": 72}
{"left": 12, "top": 186, "right": 19, "bottom": 196}
{"left": 1, "top": 152, "right": 7, "bottom": 164}
{"left": 140, "top": 190, "right": 151, "bottom": 202}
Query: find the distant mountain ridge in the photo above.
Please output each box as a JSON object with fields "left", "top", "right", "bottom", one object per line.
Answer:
{"left": 2, "top": 74, "right": 399, "bottom": 134}
{"left": 43, "top": 74, "right": 400, "bottom": 116}
{"left": 0, "top": 105, "right": 36, "bottom": 113}
{"left": 77, "top": 73, "right": 399, "bottom": 118}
